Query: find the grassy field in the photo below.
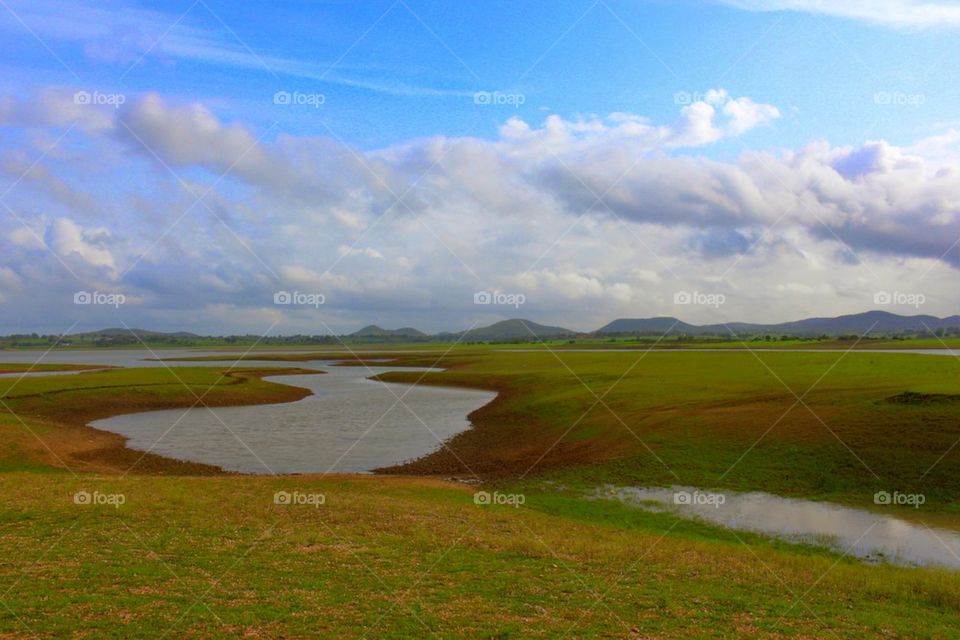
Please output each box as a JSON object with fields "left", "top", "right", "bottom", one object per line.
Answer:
{"left": 1, "top": 348, "right": 959, "bottom": 637}
{"left": 373, "top": 349, "right": 960, "bottom": 515}
{"left": 3, "top": 472, "right": 960, "bottom": 638}
{"left": 170, "top": 347, "right": 960, "bottom": 514}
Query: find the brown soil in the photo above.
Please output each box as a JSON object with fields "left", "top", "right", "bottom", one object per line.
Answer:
{"left": 372, "top": 371, "right": 636, "bottom": 480}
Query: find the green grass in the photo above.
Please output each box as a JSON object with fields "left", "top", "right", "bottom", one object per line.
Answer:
{"left": 2, "top": 472, "right": 960, "bottom": 639}
{"left": 365, "top": 349, "right": 960, "bottom": 516}
{"left": 160, "top": 347, "right": 960, "bottom": 513}
{"left": 1, "top": 348, "right": 960, "bottom": 637}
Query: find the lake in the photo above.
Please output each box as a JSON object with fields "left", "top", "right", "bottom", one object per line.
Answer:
{"left": 0, "top": 350, "right": 496, "bottom": 474}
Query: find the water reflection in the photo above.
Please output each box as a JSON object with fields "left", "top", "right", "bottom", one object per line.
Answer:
{"left": 601, "top": 485, "right": 960, "bottom": 569}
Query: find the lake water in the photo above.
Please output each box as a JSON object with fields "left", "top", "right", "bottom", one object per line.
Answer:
{"left": 601, "top": 485, "right": 960, "bottom": 569}
{"left": 0, "top": 349, "right": 415, "bottom": 368}
{"left": 0, "top": 349, "right": 496, "bottom": 474}
{"left": 89, "top": 363, "right": 495, "bottom": 474}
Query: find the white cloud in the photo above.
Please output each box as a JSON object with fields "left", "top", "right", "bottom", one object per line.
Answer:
{"left": 7, "top": 227, "right": 45, "bottom": 251}
{"left": 45, "top": 217, "right": 117, "bottom": 272}
{"left": 722, "top": 97, "right": 782, "bottom": 137}
{"left": 498, "top": 90, "right": 779, "bottom": 157}
{"left": 517, "top": 269, "right": 616, "bottom": 300}
{"left": 118, "top": 93, "right": 266, "bottom": 171}
{"left": 0, "top": 87, "right": 958, "bottom": 333}
{"left": 718, "top": 0, "right": 960, "bottom": 29}
{"left": 338, "top": 246, "right": 384, "bottom": 259}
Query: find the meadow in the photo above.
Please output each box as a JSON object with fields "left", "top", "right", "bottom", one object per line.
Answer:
{"left": 1, "top": 347, "right": 959, "bottom": 637}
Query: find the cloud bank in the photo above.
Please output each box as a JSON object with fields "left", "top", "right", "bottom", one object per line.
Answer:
{"left": 0, "top": 87, "right": 957, "bottom": 334}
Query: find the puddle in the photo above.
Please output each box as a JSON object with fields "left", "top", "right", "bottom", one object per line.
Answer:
{"left": 599, "top": 485, "right": 960, "bottom": 569}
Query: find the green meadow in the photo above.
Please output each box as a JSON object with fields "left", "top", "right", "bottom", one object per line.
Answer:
{"left": 1, "top": 347, "right": 959, "bottom": 637}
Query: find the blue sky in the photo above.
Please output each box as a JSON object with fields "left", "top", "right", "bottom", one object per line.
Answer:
{"left": 0, "top": 0, "right": 959, "bottom": 333}
{"left": 4, "top": 0, "right": 957, "bottom": 147}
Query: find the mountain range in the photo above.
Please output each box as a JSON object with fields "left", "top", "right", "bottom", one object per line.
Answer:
{"left": 56, "top": 311, "right": 960, "bottom": 344}
{"left": 594, "top": 310, "right": 960, "bottom": 337}
{"left": 351, "top": 311, "right": 960, "bottom": 340}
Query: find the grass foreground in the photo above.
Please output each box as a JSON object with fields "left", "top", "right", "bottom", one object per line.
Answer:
{"left": 1, "top": 347, "right": 960, "bottom": 637}
{"left": 3, "top": 472, "right": 960, "bottom": 639}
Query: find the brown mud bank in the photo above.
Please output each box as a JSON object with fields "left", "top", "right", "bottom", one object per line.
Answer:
{"left": 370, "top": 371, "right": 635, "bottom": 480}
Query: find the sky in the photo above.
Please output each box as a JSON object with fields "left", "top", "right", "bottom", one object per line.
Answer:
{"left": 0, "top": 0, "right": 959, "bottom": 335}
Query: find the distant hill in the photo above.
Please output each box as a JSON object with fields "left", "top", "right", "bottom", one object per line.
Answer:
{"left": 765, "top": 311, "right": 960, "bottom": 335}
{"left": 596, "top": 317, "right": 700, "bottom": 335}
{"left": 595, "top": 311, "right": 960, "bottom": 337}
{"left": 454, "top": 319, "right": 575, "bottom": 341}
{"left": 349, "top": 325, "right": 427, "bottom": 338}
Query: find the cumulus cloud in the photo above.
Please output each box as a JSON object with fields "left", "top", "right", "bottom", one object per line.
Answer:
{"left": 119, "top": 94, "right": 264, "bottom": 169}
{"left": 45, "top": 217, "right": 117, "bottom": 273}
{"left": 497, "top": 89, "right": 780, "bottom": 157}
{"left": 0, "top": 87, "right": 958, "bottom": 333}
{"left": 517, "top": 269, "right": 635, "bottom": 304}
